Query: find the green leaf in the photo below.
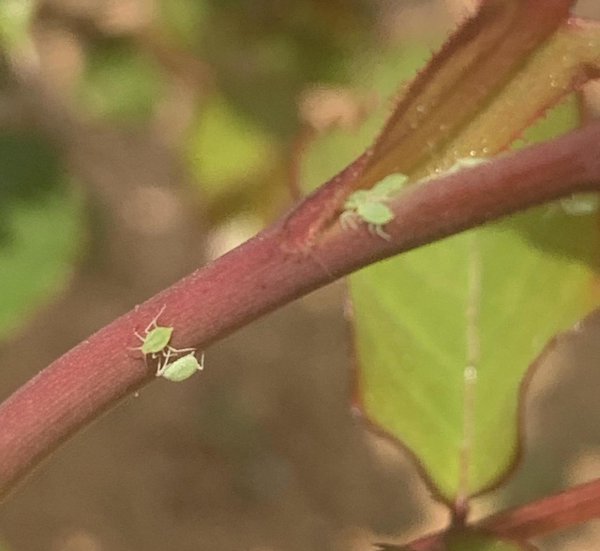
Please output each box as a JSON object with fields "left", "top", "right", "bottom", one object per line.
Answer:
{"left": 299, "top": 1, "right": 600, "bottom": 503}
{"left": 348, "top": 2, "right": 600, "bottom": 503}
{"left": 355, "top": 4, "right": 600, "bottom": 188}
{"left": 354, "top": 204, "right": 599, "bottom": 499}
{"left": 353, "top": 91, "right": 593, "bottom": 502}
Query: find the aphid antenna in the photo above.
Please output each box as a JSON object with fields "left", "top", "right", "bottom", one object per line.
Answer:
{"left": 142, "top": 304, "right": 167, "bottom": 333}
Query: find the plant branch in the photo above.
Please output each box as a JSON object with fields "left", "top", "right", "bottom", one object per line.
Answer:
{"left": 479, "top": 477, "right": 600, "bottom": 540}
{"left": 377, "top": 477, "right": 600, "bottom": 549}
{"left": 0, "top": 121, "right": 599, "bottom": 499}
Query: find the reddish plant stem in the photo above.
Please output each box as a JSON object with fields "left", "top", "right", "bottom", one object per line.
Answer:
{"left": 0, "top": 121, "right": 599, "bottom": 500}
{"left": 379, "top": 477, "right": 600, "bottom": 550}
{"left": 479, "top": 477, "right": 600, "bottom": 540}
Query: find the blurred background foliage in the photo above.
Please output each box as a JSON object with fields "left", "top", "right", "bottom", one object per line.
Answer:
{"left": 0, "top": 0, "right": 390, "bottom": 338}
{"left": 0, "top": 0, "right": 447, "bottom": 339}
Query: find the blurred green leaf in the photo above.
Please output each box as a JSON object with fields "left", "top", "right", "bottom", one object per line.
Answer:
{"left": 77, "top": 40, "right": 164, "bottom": 122}
{"left": 0, "top": 132, "right": 82, "bottom": 339}
{"left": 157, "top": 0, "right": 207, "bottom": 48}
{"left": 0, "top": 132, "right": 62, "bottom": 210}
{"left": 0, "top": 190, "right": 82, "bottom": 340}
{"left": 0, "top": 131, "right": 67, "bottom": 246}
{"left": 0, "top": 0, "right": 35, "bottom": 52}
{"left": 187, "top": 95, "right": 275, "bottom": 194}
{"left": 353, "top": 205, "right": 598, "bottom": 500}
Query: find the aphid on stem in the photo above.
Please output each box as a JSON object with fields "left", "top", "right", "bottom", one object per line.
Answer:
{"left": 131, "top": 306, "right": 173, "bottom": 357}
{"left": 156, "top": 350, "right": 204, "bottom": 382}
{"left": 340, "top": 173, "right": 408, "bottom": 240}
{"left": 131, "top": 306, "right": 199, "bottom": 380}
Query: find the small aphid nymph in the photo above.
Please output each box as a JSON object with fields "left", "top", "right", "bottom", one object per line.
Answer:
{"left": 157, "top": 351, "right": 204, "bottom": 382}
{"left": 131, "top": 306, "right": 173, "bottom": 356}
{"left": 131, "top": 306, "right": 194, "bottom": 359}
{"left": 340, "top": 173, "right": 408, "bottom": 240}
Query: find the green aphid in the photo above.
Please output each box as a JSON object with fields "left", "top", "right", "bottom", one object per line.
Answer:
{"left": 340, "top": 173, "right": 409, "bottom": 240}
{"left": 157, "top": 351, "right": 204, "bottom": 382}
{"left": 132, "top": 306, "right": 194, "bottom": 360}
{"left": 368, "top": 172, "right": 410, "bottom": 198}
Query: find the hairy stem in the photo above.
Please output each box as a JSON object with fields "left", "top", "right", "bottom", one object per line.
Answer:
{"left": 0, "top": 121, "right": 599, "bottom": 499}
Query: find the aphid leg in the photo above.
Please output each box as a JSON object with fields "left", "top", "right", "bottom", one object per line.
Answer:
{"left": 368, "top": 223, "right": 391, "bottom": 241}
{"left": 150, "top": 351, "right": 162, "bottom": 361}
{"left": 154, "top": 344, "right": 196, "bottom": 375}
{"left": 340, "top": 211, "right": 359, "bottom": 231}
{"left": 128, "top": 332, "right": 148, "bottom": 356}
{"left": 156, "top": 348, "right": 174, "bottom": 377}
{"left": 166, "top": 345, "right": 196, "bottom": 356}
{"left": 129, "top": 332, "right": 144, "bottom": 351}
